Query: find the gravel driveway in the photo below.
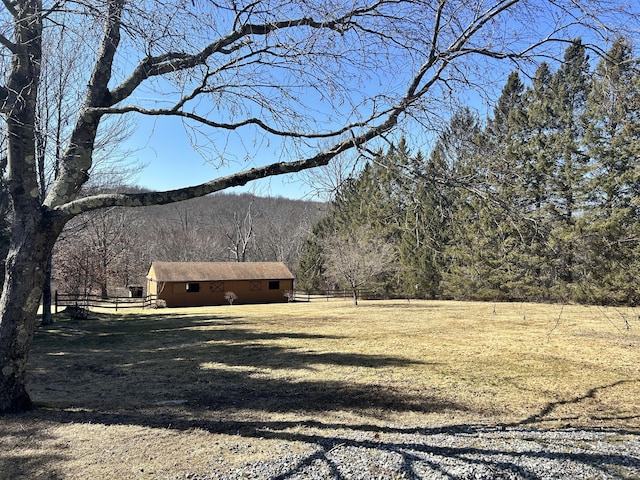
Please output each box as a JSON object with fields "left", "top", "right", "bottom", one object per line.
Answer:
{"left": 191, "top": 425, "right": 639, "bottom": 479}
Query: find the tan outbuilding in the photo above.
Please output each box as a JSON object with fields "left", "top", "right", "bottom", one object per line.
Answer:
{"left": 146, "top": 261, "right": 295, "bottom": 307}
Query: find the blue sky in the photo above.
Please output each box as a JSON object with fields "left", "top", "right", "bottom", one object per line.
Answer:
{"left": 128, "top": 115, "right": 321, "bottom": 201}
{"left": 118, "top": 1, "right": 640, "bottom": 204}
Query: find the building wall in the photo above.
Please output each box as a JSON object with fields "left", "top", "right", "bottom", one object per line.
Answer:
{"left": 151, "top": 279, "right": 294, "bottom": 307}
{"left": 147, "top": 278, "right": 160, "bottom": 297}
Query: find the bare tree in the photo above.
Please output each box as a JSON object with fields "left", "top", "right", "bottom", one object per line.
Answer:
{"left": 53, "top": 238, "right": 99, "bottom": 299}
{"left": 0, "top": 0, "right": 636, "bottom": 412}
{"left": 252, "top": 197, "right": 321, "bottom": 272}
{"left": 34, "top": 11, "right": 138, "bottom": 324}
{"left": 55, "top": 207, "right": 136, "bottom": 298}
{"left": 324, "top": 226, "right": 398, "bottom": 305}
{"left": 149, "top": 203, "right": 224, "bottom": 262}
{"left": 225, "top": 201, "right": 254, "bottom": 262}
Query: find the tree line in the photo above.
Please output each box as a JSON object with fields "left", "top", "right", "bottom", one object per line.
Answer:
{"left": 297, "top": 38, "right": 640, "bottom": 306}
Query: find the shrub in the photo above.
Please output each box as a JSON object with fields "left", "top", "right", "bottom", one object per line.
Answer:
{"left": 224, "top": 291, "right": 238, "bottom": 305}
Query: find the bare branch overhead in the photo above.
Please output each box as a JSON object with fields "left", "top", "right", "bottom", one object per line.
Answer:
{"left": 3, "top": 0, "right": 639, "bottom": 215}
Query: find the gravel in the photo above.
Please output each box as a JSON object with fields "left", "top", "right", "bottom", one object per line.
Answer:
{"left": 173, "top": 425, "right": 640, "bottom": 479}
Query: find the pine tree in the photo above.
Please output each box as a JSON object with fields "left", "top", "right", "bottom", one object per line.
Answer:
{"left": 513, "top": 62, "right": 561, "bottom": 299}
{"left": 441, "top": 54, "right": 591, "bottom": 302}
{"left": 395, "top": 148, "right": 451, "bottom": 298}
{"left": 296, "top": 223, "right": 328, "bottom": 291}
{"left": 300, "top": 137, "right": 458, "bottom": 298}
{"left": 301, "top": 39, "right": 640, "bottom": 305}
{"left": 435, "top": 108, "right": 523, "bottom": 300}
{"left": 546, "top": 40, "right": 592, "bottom": 288}
{"left": 297, "top": 151, "right": 403, "bottom": 296}
{"left": 579, "top": 37, "right": 640, "bottom": 304}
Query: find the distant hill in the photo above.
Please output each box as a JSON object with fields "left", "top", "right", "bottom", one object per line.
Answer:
{"left": 52, "top": 191, "right": 327, "bottom": 296}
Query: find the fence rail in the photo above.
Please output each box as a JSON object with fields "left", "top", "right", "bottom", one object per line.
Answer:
{"left": 54, "top": 291, "right": 157, "bottom": 312}
{"left": 290, "top": 289, "right": 384, "bottom": 302}
{"left": 54, "top": 289, "right": 384, "bottom": 312}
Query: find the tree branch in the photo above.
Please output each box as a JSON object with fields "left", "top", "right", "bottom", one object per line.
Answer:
{"left": 0, "top": 34, "right": 17, "bottom": 53}
{"left": 54, "top": 0, "right": 533, "bottom": 217}
{"left": 107, "top": 4, "right": 384, "bottom": 106}
{"left": 1, "top": 0, "right": 17, "bottom": 17}
{"left": 89, "top": 102, "right": 388, "bottom": 140}
{"left": 44, "top": 0, "right": 126, "bottom": 208}
{"left": 52, "top": 104, "right": 399, "bottom": 216}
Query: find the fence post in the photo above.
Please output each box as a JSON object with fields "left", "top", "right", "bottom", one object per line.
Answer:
{"left": 54, "top": 290, "right": 58, "bottom": 314}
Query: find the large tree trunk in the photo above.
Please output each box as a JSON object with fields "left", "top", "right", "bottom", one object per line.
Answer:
{"left": 0, "top": 210, "right": 61, "bottom": 412}
{"left": 0, "top": 0, "right": 46, "bottom": 413}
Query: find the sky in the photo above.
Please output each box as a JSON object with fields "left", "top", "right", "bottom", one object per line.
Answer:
{"left": 117, "top": 1, "right": 640, "bottom": 204}
{"left": 127, "top": 116, "right": 322, "bottom": 201}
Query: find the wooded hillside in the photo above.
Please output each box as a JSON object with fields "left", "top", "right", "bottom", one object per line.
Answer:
{"left": 52, "top": 192, "right": 326, "bottom": 297}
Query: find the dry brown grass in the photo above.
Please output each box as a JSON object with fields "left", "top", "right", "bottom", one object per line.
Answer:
{"left": 1, "top": 299, "right": 639, "bottom": 479}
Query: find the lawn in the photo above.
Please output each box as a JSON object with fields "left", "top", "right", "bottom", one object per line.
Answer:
{"left": 1, "top": 299, "right": 639, "bottom": 478}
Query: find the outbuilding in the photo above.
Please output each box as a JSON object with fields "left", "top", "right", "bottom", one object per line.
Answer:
{"left": 146, "top": 261, "right": 295, "bottom": 307}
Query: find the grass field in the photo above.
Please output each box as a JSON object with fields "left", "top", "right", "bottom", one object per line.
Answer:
{"left": 1, "top": 299, "right": 639, "bottom": 479}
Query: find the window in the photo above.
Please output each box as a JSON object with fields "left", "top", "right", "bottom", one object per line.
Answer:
{"left": 269, "top": 281, "right": 280, "bottom": 290}
{"left": 186, "top": 283, "right": 200, "bottom": 293}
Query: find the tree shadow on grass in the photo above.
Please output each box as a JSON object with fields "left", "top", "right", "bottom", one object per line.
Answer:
{"left": 28, "top": 311, "right": 453, "bottom": 414}
{"left": 17, "top": 311, "right": 640, "bottom": 479}
{"left": 512, "top": 379, "right": 640, "bottom": 428}
{"left": 0, "top": 421, "right": 65, "bottom": 480}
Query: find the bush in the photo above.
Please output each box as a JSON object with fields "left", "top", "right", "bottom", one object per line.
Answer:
{"left": 224, "top": 291, "right": 237, "bottom": 305}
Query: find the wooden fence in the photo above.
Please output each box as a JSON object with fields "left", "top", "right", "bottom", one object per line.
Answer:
{"left": 54, "top": 289, "right": 383, "bottom": 312}
{"left": 290, "top": 289, "right": 384, "bottom": 302}
{"left": 54, "top": 291, "right": 157, "bottom": 312}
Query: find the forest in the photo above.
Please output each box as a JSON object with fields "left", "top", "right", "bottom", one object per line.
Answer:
{"left": 297, "top": 38, "right": 640, "bottom": 306}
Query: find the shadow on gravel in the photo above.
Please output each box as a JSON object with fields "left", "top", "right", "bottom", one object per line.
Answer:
{"left": 266, "top": 424, "right": 640, "bottom": 479}
{"left": 18, "top": 407, "right": 640, "bottom": 479}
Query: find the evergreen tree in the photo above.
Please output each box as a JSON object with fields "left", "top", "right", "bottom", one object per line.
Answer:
{"left": 299, "top": 139, "right": 453, "bottom": 298}
{"left": 395, "top": 149, "right": 449, "bottom": 298}
{"left": 296, "top": 223, "right": 328, "bottom": 291}
{"left": 297, "top": 156, "right": 400, "bottom": 294}
{"left": 442, "top": 47, "right": 592, "bottom": 303}
{"left": 579, "top": 37, "right": 640, "bottom": 304}
{"left": 546, "top": 39, "right": 592, "bottom": 287}
{"left": 434, "top": 108, "right": 524, "bottom": 300}
{"left": 513, "top": 62, "right": 562, "bottom": 298}
{"left": 521, "top": 62, "right": 555, "bottom": 216}
{"left": 301, "top": 39, "right": 640, "bottom": 306}
{"left": 448, "top": 42, "right": 593, "bottom": 302}
{"left": 442, "top": 91, "right": 553, "bottom": 300}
